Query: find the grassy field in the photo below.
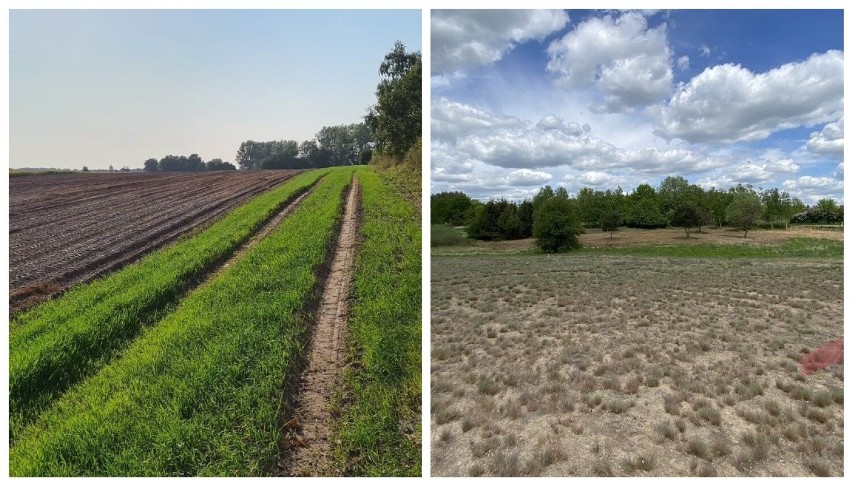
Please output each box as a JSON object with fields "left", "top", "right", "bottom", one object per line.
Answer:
{"left": 433, "top": 225, "right": 843, "bottom": 258}
{"left": 10, "top": 168, "right": 354, "bottom": 476}
{"left": 9, "top": 169, "right": 327, "bottom": 441}
{"left": 432, "top": 244, "right": 843, "bottom": 476}
{"left": 334, "top": 167, "right": 422, "bottom": 476}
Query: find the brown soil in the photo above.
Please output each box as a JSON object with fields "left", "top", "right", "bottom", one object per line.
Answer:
{"left": 281, "top": 179, "right": 360, "bottom": 476}
{"left": 9, "top": 170, "right": 302, "bottom": 314}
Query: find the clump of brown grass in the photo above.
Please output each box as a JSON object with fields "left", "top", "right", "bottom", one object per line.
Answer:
{"left": 623, "top": 451, "right": 657, "bottom": 472}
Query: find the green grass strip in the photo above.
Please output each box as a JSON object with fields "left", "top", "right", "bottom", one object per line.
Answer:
{"left": 10, "top": 167, "right": 355, "bottom": 476}
{"left": 9, "top": 169, "right": 328, "bottom": 441}
{"left": 581, "top": 237, "right": 843, "bottom": 259}
{"left": 335, "top": 167, "right": 422, "bottom": 476}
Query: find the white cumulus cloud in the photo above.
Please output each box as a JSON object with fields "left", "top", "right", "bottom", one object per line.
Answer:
{"left": 432, "top": 9, "right": 569, "bottom": 75}
{"left": 546, "top": 11, "right": 673, "bottom": 112}
{"left": 677, "top": 55, "right": 689, "bottom": 71}
{"left": 806, "top": 117, "right": 844, "bottom": 159}
{"left": 654, "top": 50, "right": 844, "bottom": 143}
{"left": 782, "top": 176, "right": 844, "bottom": 204}
{"left": 507, "top": 169, "right": 553, "bottom": 186}
{"left": 432, "top": 97, "right": 524, "bottom": 142}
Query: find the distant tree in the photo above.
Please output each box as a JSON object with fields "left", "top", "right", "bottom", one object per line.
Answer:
{"left": 467, "top": 200, "right": 503, "bottom": 241}
{"left": 599, "top": 207, "right": 623, "bottom": 239}
{"left": 626, "top": 183, "right": 666, "bottom": 228}
{"left": 495, "top": 201, "right": 522, "bottom": 240}
{"left": 206, "top": 158, "right": 236, "bottom": 171}
{"left": 120, "top": 166, "right": 131, "bottom": 172}
{"left": 705, "top": 187, "right": 732, "bottom": 226}
{"left": 108, "top": 165, "right": 114, "bottom": 172}
{"left": 259, "top": 140, "right": 299, "bottom": 169}
{"left": 671, "top": 200, "right": 703, "bottom": 238}
{"left": 726, "top": 192, "right": 763, "bottom": 238}
{"left": 658, "top": 175, "right": 691, "bottom": 217}
{"left": 316, "top": 126, "right": 356, "bottom": 165}
{"left": 431, "top": 191, "right": 473, "bottom": 226}
{"left": 359, "top": 148, "right": 373, "bottom": 164}
{"left": 761, "top": 187, "right": 794, "bottom": 229}
{"left": 576, "top": 187, "right": 604, "bottom": 225}
{"left": 81, "top": 166, "right": 89, "bottom": 172}
{"left": 236, "top": 140, "right": 260, "bottom": 170}
{"left": 143, "top": 158, "right": 159, "bottom": 172}
{"left": 533, "top": 196, "right": 583, "bottom": 252}
{"left": 814, "top": 198, "right": 844, "bottom": 224}
{"left": 518, "top": 199, "right": 534, "bottom": 238}
{"left": 186, "top": 154, "right": 205, "bottom": 171}
{"left": 532, "top": 185, "right": 556, "bottom": 219}
{"left": 468, "top": 199, "right": 522, "bottom": 241}
{"left": 365, "top": 41, "right": 422, "bottom": 161}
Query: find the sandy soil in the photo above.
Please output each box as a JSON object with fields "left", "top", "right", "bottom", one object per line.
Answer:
{"left": 282, "top": 180, "right": 360, "bottom": 476}
{"left": 431, "top": 254, "right": 843, "bottom": 477}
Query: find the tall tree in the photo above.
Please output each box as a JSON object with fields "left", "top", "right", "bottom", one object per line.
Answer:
{"left": 365, "top": 41, "right": 422, "bottom": 161}
{"left": 672, "top": 200, "right": 703, "bottom": 238}
{"left": 236, "top": 141, "right": 259, "bottom": 170}
{"left": 726, "top": 192, "right": 763, "bottom": 238}
{"left": 658, "top": 175, "right": 691, "bottom": 216}
{"left": 143, "top": 158, "right": 159, "bottom": 172}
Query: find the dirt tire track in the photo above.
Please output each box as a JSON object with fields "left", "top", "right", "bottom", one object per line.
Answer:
{"left": 280, "top": 178, "right": 360, "bottom": 477}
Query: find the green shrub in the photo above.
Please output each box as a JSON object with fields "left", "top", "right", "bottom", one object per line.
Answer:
{"left": 533, "top": 197, "right": 583, "bottom": 253}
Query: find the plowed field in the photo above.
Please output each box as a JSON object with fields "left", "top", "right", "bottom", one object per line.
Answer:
{"left": 9, "top": 170, "right": 300, "bottom": 313}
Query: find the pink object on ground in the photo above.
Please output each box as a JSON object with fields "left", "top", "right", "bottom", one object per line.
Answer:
{"left": 800, "top": 337, "right": 844, "bottom": 375}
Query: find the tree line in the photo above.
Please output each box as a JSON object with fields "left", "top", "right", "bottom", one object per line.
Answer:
{"left": 139, "top": 41, "right": 421, "bottom": 174}
{"left": 432, "top": 176, "right": 844, "bottom": 250}
{"left": 235, "top": 123, "right": 372, "bottom": 170}
{"left": 143, "top": 154, "right": 236, "bottom": 172}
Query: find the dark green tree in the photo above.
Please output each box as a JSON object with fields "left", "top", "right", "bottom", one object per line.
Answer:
{"left": 671, "top": 200, "right": 703, "bottom": 238}
{"left": 431, "top": 191, "right": 473, "bottom": 226}
{"left": 365, "top": 41, "right": 422, "bottom": 161}
{"left": 599, "top": 207, "right": 623, "bottom": 239}
{"left": 143, "top": 158, "right": 158, "bottom": 172}
{"left": 206, "top": 158, "right": 236, "bottom": 171}
{"left": 533, "top": 196, "right": 583, "bottom": 252}
{"left": 658, "top": 175, "right": 690, "bottom": 217}
{"left": 236, "top": 141, "right": 262, "bottom": 170}
{"left": 518, "top": 199, "right": 534, "bottom": 238}
{"left": 726, "top": 192, "right": 763, "bottom": 238}
{"left": 627, "top": 184, "right": 666, "bottom": 228}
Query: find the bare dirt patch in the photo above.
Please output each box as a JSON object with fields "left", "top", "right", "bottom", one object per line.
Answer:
{"left": 281, "top": 180, "right": 360, "bottom": 476}
{"left": 431, "top": 254, "right": 843, "bottom": 476}
{"left": 9, "top": 170, "right": 302, "bottom": 313}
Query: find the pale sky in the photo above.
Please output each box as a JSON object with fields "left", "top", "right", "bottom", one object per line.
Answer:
{"left": 10, "top": 9, "right": 421, "bottom": 169}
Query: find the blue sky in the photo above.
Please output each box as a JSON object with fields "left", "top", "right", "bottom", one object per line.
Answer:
{"left": 10, "top": 9, "right": 421, "bottom": 169}
{"left": 431, "top": 9, "right": 843, "bottom": 204}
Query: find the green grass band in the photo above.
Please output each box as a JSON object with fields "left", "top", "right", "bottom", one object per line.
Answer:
{"left": 10, "top": 167, "right": 355, "bottom": 476}
{"left": 334, "top": 167, "right": 422, "bottom": 476}
{"left": 10, "top": 169, "right": 328, "bottom": 441}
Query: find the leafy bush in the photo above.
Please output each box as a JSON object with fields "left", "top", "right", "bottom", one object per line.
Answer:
{"left": 626, "top": 199, "right": 668, "bottom": 228}
{"left": 533, "top": 197, "right": 583, "bottom": 252}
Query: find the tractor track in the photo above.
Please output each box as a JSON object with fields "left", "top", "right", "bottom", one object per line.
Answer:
{"left": 278, "top": 178, "right": 361, "bottom": 477}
